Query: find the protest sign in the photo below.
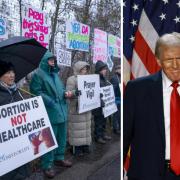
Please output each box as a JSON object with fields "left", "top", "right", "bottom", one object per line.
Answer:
{"left": 0, "top": 17, "right": 8, "bottom": 40}
{"left": 108, "top": 34, "right": 121, "bottom": 58}
{"left": 0, "top": 96, "right": 57, "bottom": 176}
{"left": 93, "top": 28, "right": 108, "bottom": 63}
{"left": 66, "top": 20, "right": 90, "bottom": 52}
{"left": 107, "top": 55, "right": 114, "bottom": 72}
{"left": 56, "top": 49, "right": 71, "bottom": 67}
{"left": 22, "top": 5, "right": 50, "bottom": 48}
{"left": 77, "top": 74, "right": 100, "bottom": 113}
{"left": 101, "top": 85, "right": 117, "bottom": 118}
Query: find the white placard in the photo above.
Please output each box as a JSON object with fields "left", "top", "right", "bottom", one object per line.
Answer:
{"left": 108, "top": 34, "right": 121, "bottom": 58}
{"left": 0, "top": 96, "right": 58, "bottom": 176}
{"left": 93, "top": 28, "right": 108, "bottom": 64}
{"left": 56, "top": 49, "right": 71, "bottom": 67}
{"left": 66, "top": 20, "right": 90, "bottom": 52}
{"left": 22, "top": 5, "right": 50, "bottom": 48}
{"left": 77, "top": 74, "right": 101, "bottom": 113}
{"left": 101, "top": 85, "right": 117, "bottom": 118}
{"left": 107, "top": 55, "right": 114, "bottom": 72}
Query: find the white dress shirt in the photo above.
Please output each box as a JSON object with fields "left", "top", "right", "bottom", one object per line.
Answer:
{"left": 162, "top": 71, "right": 180, "bottom": 160}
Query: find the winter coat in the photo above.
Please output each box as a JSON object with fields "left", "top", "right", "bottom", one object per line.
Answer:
{"left": 30, "top": 51, "right": 68, "bottom": 124}
{"left": 0, "top": 84, "right": 23, "bottom": 106}
{"left": 110, "top": 73, "right": 121, "bottom": 105}
{"left": 66, "top": 61, "right": 92, "bottom": 146}
{"left": 92, "top": 61, "right": 111, "bottom": 116}
{"left": 0, "top": 83, "right": 30, "bottom": 180}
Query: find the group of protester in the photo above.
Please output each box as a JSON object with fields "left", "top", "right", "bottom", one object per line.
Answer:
{"left": 0, "top": 50, "right": 120, "bottom": 179}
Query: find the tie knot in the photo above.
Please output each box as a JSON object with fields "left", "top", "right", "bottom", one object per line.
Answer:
{"left": 171, "top": 82, "right": 179, "bottom": 89}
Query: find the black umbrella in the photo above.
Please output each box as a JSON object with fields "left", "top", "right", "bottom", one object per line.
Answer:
{"left": 0, "top": 36, "right": 47, "bottom": 82}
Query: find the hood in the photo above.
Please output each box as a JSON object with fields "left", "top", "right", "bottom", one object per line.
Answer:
{"left": 73, "top": 61, "right": 90, "bottom": 75}
{"left": 39, "top": 51, "right": 59, "bottom": 73}
{"left": 95, "top": 61, "right": 107, "bottom": 73}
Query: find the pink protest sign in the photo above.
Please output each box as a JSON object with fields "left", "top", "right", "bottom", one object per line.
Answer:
{"left": 22, "top": 6, "right": 50, "bottom": 48}
{"left": 93, "top": 28, "right": 108, "bottom": 64}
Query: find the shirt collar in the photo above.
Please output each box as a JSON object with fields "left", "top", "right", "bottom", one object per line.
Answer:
{"left": 162, "top": 70, "right": 180, "bottom": 89}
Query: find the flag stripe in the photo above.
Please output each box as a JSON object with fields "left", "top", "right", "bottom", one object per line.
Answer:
{"left": 138, "top": 10, "right": 159, "bottom": 52}
{"left": 134, "top": 29, "right": 161, "bottom": 74}
{"left": 131, "top": 49, "right": 149, "bottom": 79}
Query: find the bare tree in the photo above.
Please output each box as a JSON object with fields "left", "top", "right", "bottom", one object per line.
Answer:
{"left": 49, "top": 0, "right": 61, "bottom": 53}
{"left": 18, "top": 0, "right": 22, "bottom": 36}
{"left": 42, "top": 0, "right": 45, "bottom": 10}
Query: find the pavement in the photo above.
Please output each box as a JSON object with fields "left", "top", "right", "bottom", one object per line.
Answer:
{"left": 26, "top": 132, "right": 120, "bottom": 180}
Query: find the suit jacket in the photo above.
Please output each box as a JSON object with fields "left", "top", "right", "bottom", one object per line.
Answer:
{"left": 123, "top": 71, "right": 167, "bottom": 180}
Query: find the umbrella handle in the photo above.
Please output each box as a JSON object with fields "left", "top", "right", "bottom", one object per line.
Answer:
{"left": 18, "top": 88, "right": 36, "bottom": 97}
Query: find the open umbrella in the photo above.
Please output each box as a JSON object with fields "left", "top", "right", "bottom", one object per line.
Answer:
{"left": 0, "top": 36, "right": 47, "bottom": 82}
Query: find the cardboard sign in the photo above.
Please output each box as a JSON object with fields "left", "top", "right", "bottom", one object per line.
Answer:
{"left": 66, "top": 20, "right": 90, "bottom": 52}
{"left": 93, "top": 28, "right": 108, "bottom": 63}
{"left": 77, "top": 74, "right": 101, "bottom": 113}
{"left": 107, "top": 55, "right": 114, "bottom": 72}
{"left": 0, "top": 96, "right": 57, "bottom": 176}
{"left": 56, "top": 49, "right": 71, "bottom": 67}
{"left": 108, "top": 34, "right": 121, "bottom": 58}
{"left": 0, "top": 17, "right": 8, "bottom": 40}
{"left": 101, "top": 85, "right": 117, "bottom": 118}
{"left": 22, "top": 5, "right": 50, "bottom": 48}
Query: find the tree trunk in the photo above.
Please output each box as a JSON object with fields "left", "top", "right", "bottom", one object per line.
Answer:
{"left": 49, "top": 0, "right": 61, "bottom": 53}
{"left": 18, "top": 0, "right": 22, "bottom": 36}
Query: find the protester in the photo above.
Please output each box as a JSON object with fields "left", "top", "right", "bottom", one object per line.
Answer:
{"left": 92, "top": 61, "right": 112, "bottom": 144}
{"left": 0, "top": 60, "right": 30, "bottom": 180}
{"left": 30, "top": 51, "right": 73, "bottom": 179}
{"left": 66, "top": 61, "right": 92, "bottom": 156}
{"left": 110, "top": 64, "right": 121, "bottom": 134}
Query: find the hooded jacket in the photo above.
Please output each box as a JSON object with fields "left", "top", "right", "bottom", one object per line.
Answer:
{"left": 66, "top": 61, "right": 92, "bottom": 146}
{"left": 30, "top": 51, "right": 68, "bottom": 124}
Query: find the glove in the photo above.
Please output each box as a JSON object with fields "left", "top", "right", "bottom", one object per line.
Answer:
{"left": 75, "top": 89, "right": 82, "bottom": 96}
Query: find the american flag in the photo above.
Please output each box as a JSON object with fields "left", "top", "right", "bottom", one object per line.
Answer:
{"left": 123, "top": 0, "right": 180, "bottom": 85}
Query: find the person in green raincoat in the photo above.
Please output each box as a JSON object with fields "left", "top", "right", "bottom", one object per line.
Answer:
{"left": 30, "top": 51, "right": 73, "bottom": 178}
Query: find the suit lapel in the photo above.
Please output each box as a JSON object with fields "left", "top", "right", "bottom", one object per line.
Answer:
{"left": 150, "top": 71, "right": 165, "bottom": 146}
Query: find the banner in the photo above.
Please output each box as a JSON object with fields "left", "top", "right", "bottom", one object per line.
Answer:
{"left": 22, "top": 5, "right": 50, "bottom": 48}
{"left": 66, "top": 20, "right": 90, "bottom": 52}
{"left": 101, "top": 85, "right": 117, "bottom": 118}
{"left": 108, "top": 34, "right": 121, "bottom": 58}
{"left": 77, "top": 74, "right": 100, "bottom": 113}
{"left": 93, "top": 28, "right": 108, "bottom": 64}
{"left": 0, "top": 17, "right": 8, "bottom": 40}
{"left": 56, "top": 49, "right": 71, "bottom": 67}
{"left": 0, "top": 96, "right": 57, "bottom": 176}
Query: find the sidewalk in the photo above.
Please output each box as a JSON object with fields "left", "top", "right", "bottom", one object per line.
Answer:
{"left": 27, "top": 133, "right": 120, "bottom": 180}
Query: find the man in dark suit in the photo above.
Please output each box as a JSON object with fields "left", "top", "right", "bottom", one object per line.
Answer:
{"left": 123, "top": 32, "right": 180, "bottom": 180}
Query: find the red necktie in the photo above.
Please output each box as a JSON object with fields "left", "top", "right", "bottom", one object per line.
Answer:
{"left": 170, "top": 82, "right": 180, "bottom": 175}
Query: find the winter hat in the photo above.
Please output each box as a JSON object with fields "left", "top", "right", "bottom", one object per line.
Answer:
{"left": 95, "top": 61, "right": 107, "bottom": 73}
{"left": 0, "top": 60, "right": 14, "bottom": 77}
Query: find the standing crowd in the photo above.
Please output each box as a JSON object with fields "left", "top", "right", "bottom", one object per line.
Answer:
{"left": 0, "top": 50, "right": 120, "bottom": 179}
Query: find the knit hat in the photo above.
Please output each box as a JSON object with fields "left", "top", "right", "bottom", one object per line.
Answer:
{"left": 95, "top": 61, "right": 107, "bottom": 73}
{"left": 0, "top": 60, "right": 15, "bottom": 77}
